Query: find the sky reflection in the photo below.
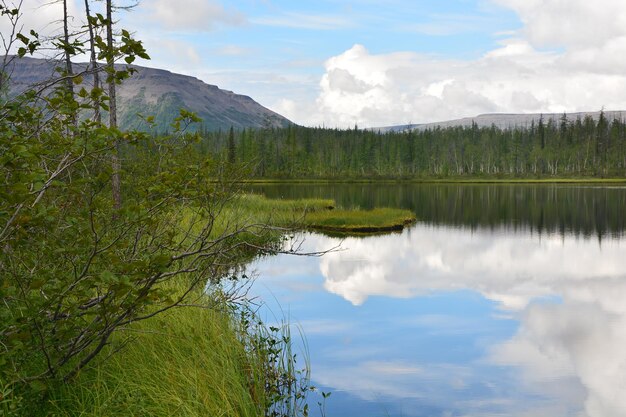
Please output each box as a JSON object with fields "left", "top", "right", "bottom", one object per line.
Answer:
{"left": 250, "top": 225, "right": 626, "bottom": 417}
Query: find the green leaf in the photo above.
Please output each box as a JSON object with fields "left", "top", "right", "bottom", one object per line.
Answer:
{"left": 28, "top": 380, "right": 47, "bottom": 393}
{"left": 100, "top": 271, "right": 117, "bottom": 284}
{"left": 16, "top": 33, "right": 28, "bottom": 44}
{"left": 151, "top": 254, "right": 170, "bottom": 269}
{"left": 30, "top": 279, "right": 45, "bottom": 290}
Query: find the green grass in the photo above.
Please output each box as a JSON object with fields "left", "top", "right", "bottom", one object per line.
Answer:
{"left": 178, "top": 193, "right": 333, "bottom": 234}
{"left": 40, "top": 287, "right": 270, "bottom": 417}
{"left": 231, "top": 193, "right": 334, "bottom": 223}
{"left": 231, "top": 193, "right": 416, "bottom": 234}
{"left": 20, "top": 193, "right": 413, "bottom": 417}
{"left": 304, "top": 207, "right": 416, "bottom": 234}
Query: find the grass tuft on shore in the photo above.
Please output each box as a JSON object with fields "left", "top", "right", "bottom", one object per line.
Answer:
{"left": 233, "top": 194, "right": 334, "bottom": 224}
{"left": 304, "top": 207, "right": 416, "bottom": 233}
{"left": 41, "top": 288, "right": 271, "bottom": 417}
{"left": 232, "top": 193, "right": 416, "bottom": 234}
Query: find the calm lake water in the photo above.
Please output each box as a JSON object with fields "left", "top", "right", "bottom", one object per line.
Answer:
{"left": 247, "top": 184, "right": 626, "bottom": 417}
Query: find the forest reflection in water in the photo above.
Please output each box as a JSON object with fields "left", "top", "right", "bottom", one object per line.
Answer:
{"left": 248, "top": 184, "right": 626, "bottom": 417}
{"left": 249, "top": 183, "right": 626, "bottom": 240}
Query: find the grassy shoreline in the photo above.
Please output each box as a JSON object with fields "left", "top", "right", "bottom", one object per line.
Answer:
{"left": 42, "top": 293, "right": 270, "bottom": 417}
{"left": 22, "top": 193, "right": 412, "bottom": 417}
{"left": 305, "top": 207, "right": 416, "bottom": 234}
{"left": 237, "top": 193, "right": 417, "bottom": 234}
{"left": 240, "top": 177, "right": 626, "bottom": 185}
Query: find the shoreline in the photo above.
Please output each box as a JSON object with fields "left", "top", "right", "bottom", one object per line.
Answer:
{"left": 240, "top": 178, "right": 626, "bottom": 185}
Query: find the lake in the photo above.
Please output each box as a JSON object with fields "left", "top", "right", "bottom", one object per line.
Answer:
{"left": 246, "top": 184, "right": 626, "bottom": 417}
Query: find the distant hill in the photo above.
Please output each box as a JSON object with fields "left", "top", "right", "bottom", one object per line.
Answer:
{"left": 6, "top": 56, "right": 290, "bottom": 132}
{"left": 372, "top": 111, "right": 626, "bottom": 133}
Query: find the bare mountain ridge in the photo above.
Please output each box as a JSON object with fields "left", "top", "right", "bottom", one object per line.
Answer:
{"left": 6, "top": 56, "right": 290, "bottom": 132}
{"left": 372, "top": 111, "right": 626, "bottom": 133}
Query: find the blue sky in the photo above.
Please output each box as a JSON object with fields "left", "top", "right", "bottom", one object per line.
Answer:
{"left": 146, "top": 0, "right": 521, "bottom": 66}
{"left": 125, "top": 0, "right": 524, "bottom": 125}
{"left": 18, "top": 0, "right": 626, "bottom": 127}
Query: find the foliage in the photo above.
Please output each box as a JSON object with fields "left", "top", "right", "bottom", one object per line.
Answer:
{"left": 0, "top": 6, "right": 314, "bottom": 417}
{"left": 197, "top": 115, "right": 626, "bottom": 179}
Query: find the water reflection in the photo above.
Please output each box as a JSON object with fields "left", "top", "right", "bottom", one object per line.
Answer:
{"left": 317, "top": 226, "right": 625, "bottom": 309}
{"left": 248, "top": 185, "right": 626, "bottom": 417}
{"left": 306, "top": 227, "right": 626, "bottom": 416}
{"left": 249, "top": 183, "right": 626, "bottom": 239}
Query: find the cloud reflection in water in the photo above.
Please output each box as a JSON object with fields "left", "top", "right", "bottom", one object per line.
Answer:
{"left": 307, "top": 225, "right": 626, "bottom": 417}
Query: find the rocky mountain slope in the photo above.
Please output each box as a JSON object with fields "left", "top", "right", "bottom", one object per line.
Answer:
{"left": 6, "top": 56, "right": 290, "bottom": 132}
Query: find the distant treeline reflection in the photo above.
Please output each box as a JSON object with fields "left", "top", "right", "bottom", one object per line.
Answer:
{"left": 249, "top": 184, "right": 626, "bottom": 240}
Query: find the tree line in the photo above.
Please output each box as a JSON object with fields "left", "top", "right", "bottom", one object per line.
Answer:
{"left": 197, "top": 113, "right": 626, "bottom": 178}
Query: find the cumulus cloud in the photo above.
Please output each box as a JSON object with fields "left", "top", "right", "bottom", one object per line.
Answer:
{"left": 147, "top": 0, "right": 245, "bottom": 31}
{"left": 305, "top": 38, "right": 626, "bottom": 128}
{"left": 0, "top": 0, "right": 80, "bottom": 54}
{"left": 276, "top": 0, "right": 626, "bottom": 128}
{"left": 252, "top": 12, "right": 354, "bottom": 30}
{"left": 493, "top": 0, "right": 626, "bottom": 49}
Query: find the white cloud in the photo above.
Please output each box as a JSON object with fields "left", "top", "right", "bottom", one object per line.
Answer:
{"left": 402, "top": 13, "right": 502, "bottom": 36}
{"left": 156, "top": 39, "right": 201, "bottom": 64}
{"left": 314, "top": 361, "right": 470, "bottom": 403}
{"left": 0, "top": 0, "right": 80, "bottom": 55}
{"left": 252, "top": 12, "right": 354, "bottom": 30}
{"left": 493, "top": 0, "right": 626, "bottom": 49}
{"left": 303, "top": 37, "right": 626, "bottom": 128}
{"left": 147, "top": 0, "right": 245, "bottom": 31}
{"left": 197, "top": 70, "right": 321, "bottom": 120}
{"left": 214, "top": 44, "right": 255, "bottom": 56}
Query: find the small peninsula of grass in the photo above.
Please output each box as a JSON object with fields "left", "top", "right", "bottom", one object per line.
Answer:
{"left": 235, "top": 194, "right": 417, "bottom": 234}
{"left": 304, "top": 207, "right": 416, "bottom": 234}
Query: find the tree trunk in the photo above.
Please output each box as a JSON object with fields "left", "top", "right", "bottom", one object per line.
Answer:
{"left": 63, "top": 0, "right": 76, "bottom": 130}
{"left": 107, "top": 0, "right": 121, "bottom": 210}
{"left": 84, "top": 0, "right": 101, "bottom": 123}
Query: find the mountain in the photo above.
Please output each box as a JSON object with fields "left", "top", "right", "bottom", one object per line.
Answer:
{"left": 5, "top": 56, "right": 290, "bottom": 132}
{"left": 372, "top": 111, "right": 626, "bottom": 133}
